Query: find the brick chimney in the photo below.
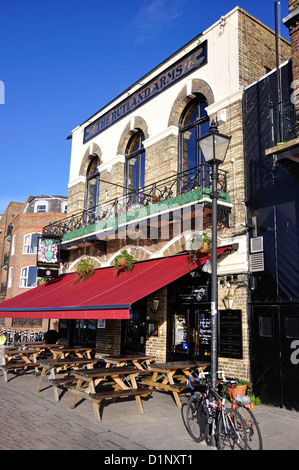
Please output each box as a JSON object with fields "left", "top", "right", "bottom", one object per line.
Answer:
{"left": 284, "top": 0, "right": 299, "bottom": 129}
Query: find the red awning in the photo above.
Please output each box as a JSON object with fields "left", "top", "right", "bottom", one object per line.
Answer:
{"left": 0, "top": 249, "right": 230, "bottom": 320}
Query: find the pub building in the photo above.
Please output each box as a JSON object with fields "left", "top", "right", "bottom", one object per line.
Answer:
{"left": 0, "top": 6, "right": 290, "bottom": 383}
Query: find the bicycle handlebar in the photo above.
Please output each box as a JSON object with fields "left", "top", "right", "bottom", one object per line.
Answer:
{"left": 187, "top": 372, "right": 238, "bottom": 389}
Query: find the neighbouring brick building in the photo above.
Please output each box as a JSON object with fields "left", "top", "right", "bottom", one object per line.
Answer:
{"left": 0, "top": 196, "right": 67, "bottom": 337}
{"left": 0, "top": 6, "right": 292, "bottom": 388}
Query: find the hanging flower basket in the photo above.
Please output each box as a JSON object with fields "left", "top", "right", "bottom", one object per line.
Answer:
{"left": 114, "top": 250, "right": 134, "bottom": 276}
{"left": 200, "top": 241, "right": 210, "bottom": 253}
{"left": 117, "top": 257, "right": 127, "bottom": 266}
{"left": 73, "top": 258, "right": 95, "bottom": 284}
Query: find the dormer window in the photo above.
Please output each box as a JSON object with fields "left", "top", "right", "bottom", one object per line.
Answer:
{"left": 34, "top": 200, "right": 49, "bottom": 213}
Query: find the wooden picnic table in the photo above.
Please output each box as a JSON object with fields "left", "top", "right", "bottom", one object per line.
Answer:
{"left": 102, "top": 354, "right": 155, "bottom": 370}
{"left": 1, "top": 348, "right": 42, "bottom": 382}
{"left": 69, "top": 366, "right": 152, "bottom": 422}
{"left": 145, "top": 360, "right": 210, "bottom": 408}
{"left": 36, "top": 357, "right": 98, "bottom": 401}
{"left": 11, "top": 341, "right": 46, "bottom": 349}
{"left": 49, "top": 347, "right": 92, "bottom": 360}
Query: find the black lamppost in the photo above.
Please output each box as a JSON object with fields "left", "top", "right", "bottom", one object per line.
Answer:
{"left": 198, "top": 119, "right": 231, "bottom": 388}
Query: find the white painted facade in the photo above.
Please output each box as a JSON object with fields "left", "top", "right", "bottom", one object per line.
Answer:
{"left": 68, "top": 7, "right": 240, "bottom": 189}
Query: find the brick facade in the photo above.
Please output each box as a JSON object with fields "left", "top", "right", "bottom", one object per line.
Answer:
{"left": 0, "top": 196, "right": 67, "bottom": 335}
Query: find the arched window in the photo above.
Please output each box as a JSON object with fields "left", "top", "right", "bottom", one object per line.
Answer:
{"left": 125, "top": 130, "right": 145, "bottom": 205}
{"left": 85, "top": 156, "right": 100, "bottom": 211}
{"left": 179, "top": 96, "right": 209, "bottom": 184}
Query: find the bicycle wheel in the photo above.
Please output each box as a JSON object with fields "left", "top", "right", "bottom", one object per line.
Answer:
{"left": 239, "top": 406, "right": 263, "bottom": 450}
{"left": 217, "top": 408, "right": 248, "bottom": 450}
{"left": 185, "top": 392, "right": 208, "bottom": 442}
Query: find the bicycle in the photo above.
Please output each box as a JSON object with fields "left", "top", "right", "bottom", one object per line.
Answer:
{"left": 184, "top": 376, "right": 248, "bottom": 450}
{"left": 219, "top": 375, "right": 263, "bottom": 450}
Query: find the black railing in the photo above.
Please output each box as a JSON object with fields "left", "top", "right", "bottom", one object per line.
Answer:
{"left": 1, "top": 253, "right": 9, "bottom": 268}
{"left": 0, "top": 283, "right": 6, "bottom": 295}
{"left": 43, "top": 164, "right": 228, "bottom": 239}
{"left": 272, "top": 99, "right": 298, "bottom": 145}
{"left": 5, "top": 225, "right": 13, "bottom": 239}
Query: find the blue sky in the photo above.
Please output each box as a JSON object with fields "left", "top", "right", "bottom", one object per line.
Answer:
{"left": 0, "top": 0, "right": 290, "bottom": 214}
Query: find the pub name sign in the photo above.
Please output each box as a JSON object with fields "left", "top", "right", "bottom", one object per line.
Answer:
{"left": 84, "top": 40, "right": 207, "bottom": 143}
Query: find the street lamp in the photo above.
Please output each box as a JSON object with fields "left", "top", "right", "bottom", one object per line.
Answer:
{"left": 198, "top": 119, "right": 231, "bottom": 388}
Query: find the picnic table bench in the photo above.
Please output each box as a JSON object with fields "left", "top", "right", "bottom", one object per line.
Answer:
{"left": 68, "top": 367, "right": 152, "bottom": 422}
{"left": 144, "top": 360, "right": 209, "bottom": 408}
{"left": 49, "top": 347, "right": 92, "bottom": 359}
{"left": 36, "top": 357, "right": 98, "bottom": 401}
{"left": 1, "top": 348, "right": 41, "bottom": 382}
{"left": 102, "top": 354, "right": 155, "bottom": 370}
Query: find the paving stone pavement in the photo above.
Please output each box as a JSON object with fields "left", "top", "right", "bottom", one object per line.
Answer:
{"left": 0, "top": 369, "right": 298, "bottom": 454}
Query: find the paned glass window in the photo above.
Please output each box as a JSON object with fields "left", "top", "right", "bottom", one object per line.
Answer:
{"left": 20, "top": 265, "right": 37, "bottom": 288}
{"left": 179, "top": 96, "right": 209, "bottom": 188}
{"left": 23, "top": 233, "right": 41, "bottom": 254}
{"left": 85, "top": 157, "right": 100, "bottom": 211}
{"left": 125, "top": 130, "right": 145, "bottom": 205}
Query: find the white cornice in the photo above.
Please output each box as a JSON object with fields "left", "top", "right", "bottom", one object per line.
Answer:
{"left": 68, "top": 176, "right": 86, "bottom": 188}
{"left": 206, "top": 89, "right": 244, "bottom": 116}
{"left": 143, "top": 126, "right": 179, "bottom": 148}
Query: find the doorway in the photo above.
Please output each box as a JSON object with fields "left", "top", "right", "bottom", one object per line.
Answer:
{"left": 251, "top": 304, "right": 299, "bottom": 410}
{"left": 168, "top": 306, "right": 211, "bottom": 361}
{"left": 121, "top": 298, "right": 146, "bottom": 353}
{"left": 167, "top": 270, "right": 211, "bottom": 361}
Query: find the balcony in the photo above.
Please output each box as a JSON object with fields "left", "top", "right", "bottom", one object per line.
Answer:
{"left": 0, "top": 283, "right": 6, "bottom": 296}
{"left": 5, "top": 225, "right": 13, "bottom": 241}
{"left": 266, "top": 99, "right": 299, "bottom": 167}
{"left": 1, "top": 253, "right": 9, "bottom": 269}
{"left": 42, "top": 164, "right": 231, "bottom": 243}
{"left": 272, "top": 99, "right": 297, "bottom": 144}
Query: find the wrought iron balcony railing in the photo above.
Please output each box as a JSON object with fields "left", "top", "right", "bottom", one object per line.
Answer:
{"left": 42, "top": 164, "right": 229, "bottom": 239}
{"left": 272, "top": 99, "right": 298, "bottom": 145}
{"left": 5, "top": 225, "right": 13, "bottom": 240}
{"left": 0, "top": 283, "right": 6, "bottom": 295}
{"left": 1, "top": 253, "right": 9, "bottom": 269}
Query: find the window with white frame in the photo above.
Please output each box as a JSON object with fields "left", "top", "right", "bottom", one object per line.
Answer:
{"left": 8, "top": 266, "right": 13, "bottom": 288}
{"left": 20, "top": 265, "right": 37, "bottom": 288}
{"left": 61, "top": 201, "right": 68, "bottom": 213}
{"left": 34, "top": 200, "right": 49, "bottom": 213}
{"left": 11, "top": 235, "right": 16, "bottom": 256}
{"left": 23, "top": 232, "right": 41, "bottom": 254}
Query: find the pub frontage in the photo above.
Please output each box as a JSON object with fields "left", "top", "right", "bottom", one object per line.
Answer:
{"left": 0, "top": 6, "right": 291, "bottom": 387}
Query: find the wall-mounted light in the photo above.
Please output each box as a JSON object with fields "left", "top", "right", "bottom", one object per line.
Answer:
{"left": 223, "top": 290, "right": 235, "bottom": 309}
{"left": 151, "top": 297, "right": 159, "bottom": 311}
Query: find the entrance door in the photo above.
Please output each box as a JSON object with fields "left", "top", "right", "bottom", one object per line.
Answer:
{"left": 121, "top": 299, "right": 146, "bottom": 353}
{"left": 251, "top": 304, "right": 299, "bottom": 410}
{"left": 169, "top": 306, "right": 211, "bottom": 361}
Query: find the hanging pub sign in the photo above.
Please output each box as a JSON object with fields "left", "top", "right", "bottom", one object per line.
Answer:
{"left": 219, "top": 309, "right": 243, "bottom": 359}
{"left": 37, "top": 236, "right": 60, "bottom": 270}
{"left": 37, "top": 268, "right": 59, "bottom": 279}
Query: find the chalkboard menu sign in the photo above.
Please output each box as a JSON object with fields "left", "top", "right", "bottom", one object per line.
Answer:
{"left": 219, "top": 310, "right": 243, "bottom": 359}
